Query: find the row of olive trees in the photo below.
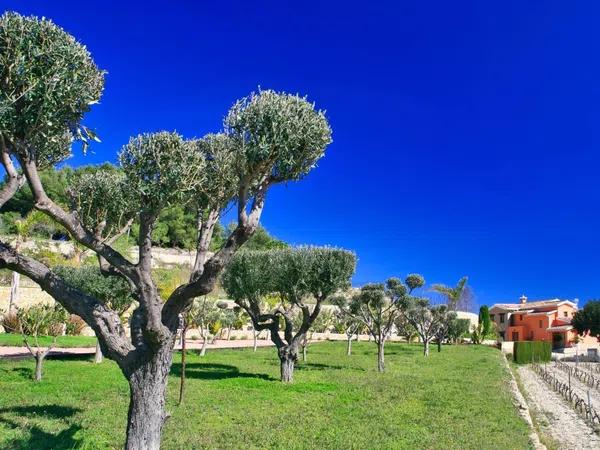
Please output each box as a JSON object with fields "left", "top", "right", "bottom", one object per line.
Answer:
{"left": 330, "top": 276, "right": 471, "bottom": 371}
{"left": 0, "top": 11, "right": 333, "bottom": 449}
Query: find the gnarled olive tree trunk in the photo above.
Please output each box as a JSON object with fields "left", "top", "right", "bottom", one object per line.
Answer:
{"left": 123, "top": 343, "right": 173, "bottom": 450}
{"left": 423, "top": 340, "right": 430, "bottom": 357}
{"left": 278, "top": 344, "right": 298, "bottom": 383}
{"left": 346, "top": 335, "right": 353, "bottom": 356}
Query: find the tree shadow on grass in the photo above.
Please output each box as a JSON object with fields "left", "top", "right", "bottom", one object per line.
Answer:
{"left": 0, "top": 405, "right": 83, "bottom": 450}
{"left": 170, "top": 362, "right": 276, "bottom": 381}
{"left": 0, "top": 366, "right": 34, "bottom": 380}
{"left": 295, "top": 362, "right": 363, "bottom": 371}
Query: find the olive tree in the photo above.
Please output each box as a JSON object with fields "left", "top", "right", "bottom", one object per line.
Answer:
{"left": 0, "top": 12, "right": 332, "bottom": 448}
{"left": 294, "top": 308, "right": 334, "bottom": 362}
{"left": 334, "top": 274, "right": 424, "bottom": 372}
{"left": 178, "top": 296, "right": 220, "bottom": 404}
{"left": 431, "top": 304, "right": 456, "bottom": 352}
{"left": 17, "top": 303, "right": 68, "bottom": 381}
{"left": 222, "top": 247, "right": 356, "bottom": 382}
{"left": 402, "top": 297, "right": 445, "bottom": 356}
{"left": 331, "top": 302, "right": 362, "bottom": 355}
{"left": 447, "top": 317, "right": 471, "bottom": 343}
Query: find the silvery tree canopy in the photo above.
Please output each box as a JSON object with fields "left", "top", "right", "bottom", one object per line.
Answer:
{"left": 222, "top": 247, "right": 356, "bottom": 382}
{"left": 0, "top": 11, "right": 333, "bottom": 450}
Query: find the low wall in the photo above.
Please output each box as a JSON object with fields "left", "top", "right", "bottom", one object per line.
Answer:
{"left": 0, "top": 285, "right": 55, "bottom": 311}
{"left": 501, "top": 341, "right": 514, "bottom": 354}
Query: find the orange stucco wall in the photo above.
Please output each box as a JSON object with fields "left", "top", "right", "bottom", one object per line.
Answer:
{"left": 503, "top": 303, "right": 597, "bottom": 349}
{"left": 506, "top": 312, "right": 552, "bottom": 342}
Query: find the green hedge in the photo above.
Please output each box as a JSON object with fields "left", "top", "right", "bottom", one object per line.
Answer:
{"left": 513, "top": 341, "right": 551, "bottom": 364}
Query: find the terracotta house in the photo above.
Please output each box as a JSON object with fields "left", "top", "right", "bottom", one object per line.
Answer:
{"left": 490, "top": 295, "right": 597, "bottom": 350}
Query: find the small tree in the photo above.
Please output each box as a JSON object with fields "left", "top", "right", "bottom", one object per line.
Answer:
{"left": 431, "top": 305, "right": 456, "bottom": 352}
{"left": 188, "top": 297, "right": 220, "bottom": 356}
{"left": 177, "top": 297, "right": 220, "bottom": 405}
{"left": 332, "top": 305, "right": 361, "bottom": 355}
{"left": 17, "top": 303, "right": 68, "bottom": 381}
{"left": 394, "top": 314, "right": 417, "bottom": 343}
{"left": 295, "top": 308, "right": 333, "bottom": 362}
{"left": 403, "top": 297, "right": 443, "bottom": 357}
{"left": 334, "top": 274, "right": 424, "bottom": 372}
{"left": 447, "top": 318, "right": 471, "bottom": 343}
{"left": 573, "top": 300, "right": 600, "bottom": 341}
{"left": 223, "top": 247, "right": 355, "bottom": 382}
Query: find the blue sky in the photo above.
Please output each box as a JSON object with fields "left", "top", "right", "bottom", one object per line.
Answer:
{"left": 4, "top": 1, "right": 599, "bottom": 307}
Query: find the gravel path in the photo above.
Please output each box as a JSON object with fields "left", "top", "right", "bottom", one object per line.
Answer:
{"left": 518, "top": 366, "right": 600, "bottom": 450}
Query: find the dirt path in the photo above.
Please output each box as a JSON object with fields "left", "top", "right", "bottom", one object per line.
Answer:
{"left": 0, "top": 339, "right": 274, "bottom": 359}
{"left": 518, "top": 366, "right": 600, "bottom": 450}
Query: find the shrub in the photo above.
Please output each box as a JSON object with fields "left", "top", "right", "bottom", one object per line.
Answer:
{"left": 65, "top": 315, "right": 86, "bottom": 336}
{"left": 230, "top": 336, "right": 237, "bottom": 340}
{"left": 1, "top": 312, "right": 20, "bottom": 333}
{"left": 513, "top": 341, "right": 551, "bottom": 364}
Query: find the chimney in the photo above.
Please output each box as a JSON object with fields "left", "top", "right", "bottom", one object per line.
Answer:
{"left": 519, "top": 295, "right": 527, "bottom": 304}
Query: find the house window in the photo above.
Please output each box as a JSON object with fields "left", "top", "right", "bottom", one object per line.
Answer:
{"left": 499, "top": 313, "right": 505, "bottom": 324}
{"left": 519, "top": 315, "right": 523, "bottom": 321}
{"left": 490, "top": 314, "right": 495, "bottom": 322}
{"left": 539, "top": 319, "right": 543, "bottom": 328}
{"left": 563, "top": 311, "right": 568, "bottom": 318}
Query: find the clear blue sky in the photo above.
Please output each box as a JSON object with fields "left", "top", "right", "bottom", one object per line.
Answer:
{"left": 4, "top": 1, "right": 599, "bottom": 307}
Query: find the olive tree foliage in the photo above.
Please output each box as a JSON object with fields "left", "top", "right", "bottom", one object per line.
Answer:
{"left": 394, "top": 314, "right": 417, "bottom": 343}
{"left": 222, "top": 247, "right": 356, "bottom": 382}
{"left": 334, "top": 274, "right": 424, "bottom": 372}
{"left": 447, "top": 317, "right": 471, "bottom": 343}
{"left": 16, "top": 303, "right": 68, "bottom": 381}
{"left": 402, "top": 297, "right": 446, "bottom": 357}
{"left": 430, "top": 304, "right": 457, "bottom": 353}
{"left": 293, "top": 307, "right": 334, "bottom": 362}
{"left": 0, "top": 12, "right": 103, "bottom": 172}
{"left": 331, "top": 301, "right": 362, "bottom": 355}
{"left": 0, "top": 12, "right": 333, "bottom": 449}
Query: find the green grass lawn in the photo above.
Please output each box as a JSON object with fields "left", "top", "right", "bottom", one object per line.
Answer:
{"left": 0, "top": 342, "right": 531, "bottom": 449}
{"left": 0, "top": 333, "right": 97, "bottom": 348}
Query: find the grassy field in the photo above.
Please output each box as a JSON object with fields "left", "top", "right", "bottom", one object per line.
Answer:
{"left": 0, "top": 341, "right": 531, "bottom": 449}
{"left": 0, "top": 333, "right": 97, "bottom": 347}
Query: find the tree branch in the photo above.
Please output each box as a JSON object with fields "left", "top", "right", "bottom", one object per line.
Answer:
{"left": 17, "top": 155, "right": 137, "bottom": 280}
{"left": 162, "top": 179, "right": 270, "bottom": 325}
{"left": 190, "top": 209, "right": 219, "bottom": 281}
{"left": 0, "top": 241, "right": 134, "bottom": 363}
{"left": 0, "top": 136, "right": 25, "bottom": 209}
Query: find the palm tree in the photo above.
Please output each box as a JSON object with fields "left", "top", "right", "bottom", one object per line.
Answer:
{"left": 430, "top": 276, "right": 468, "bottom": 311}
